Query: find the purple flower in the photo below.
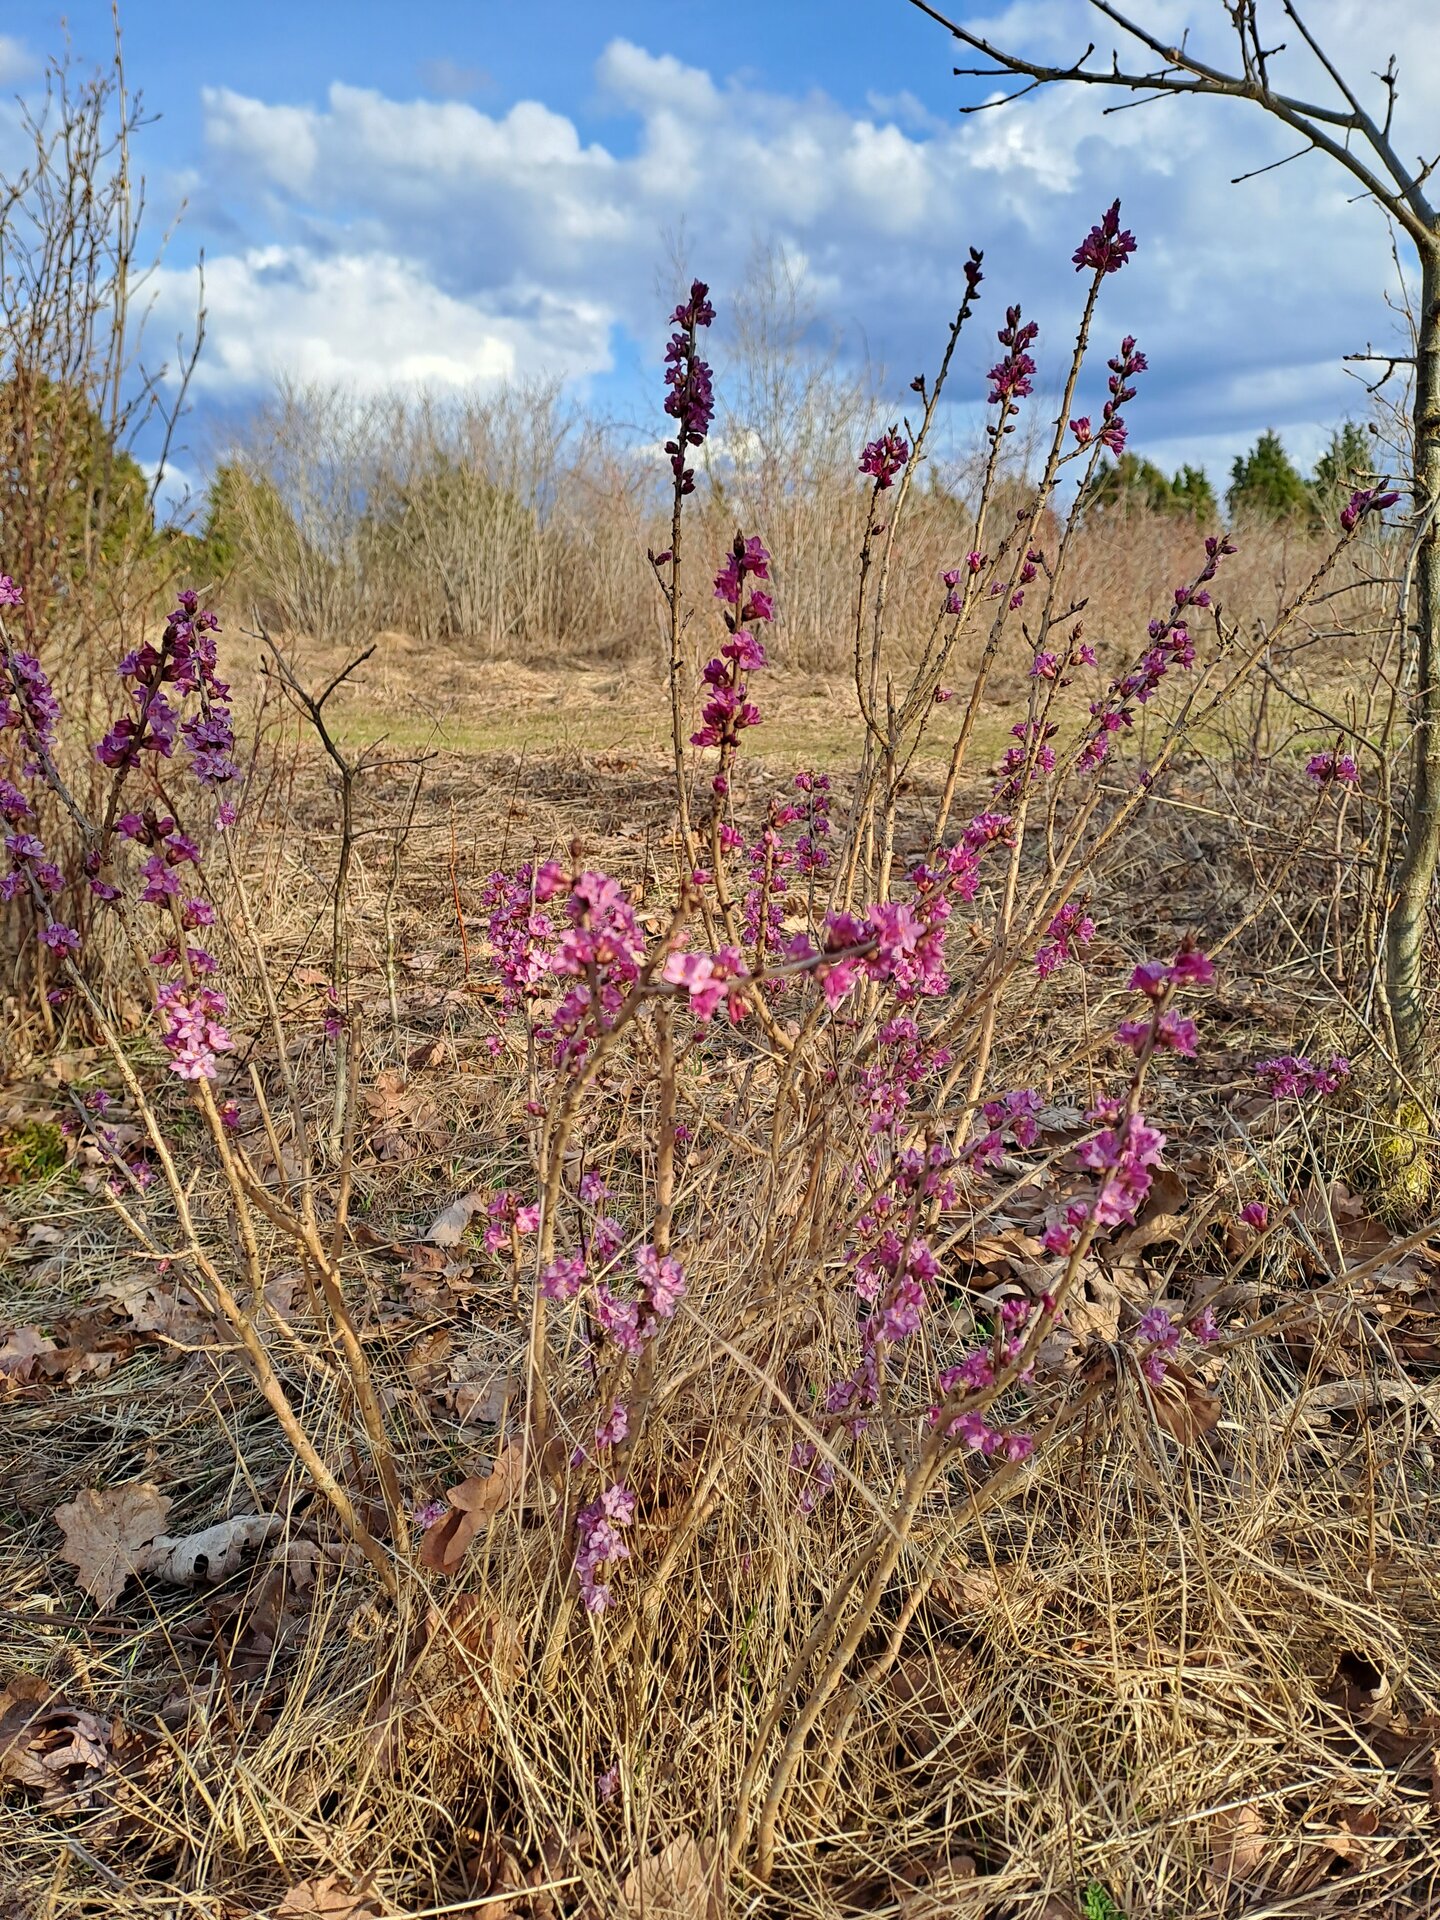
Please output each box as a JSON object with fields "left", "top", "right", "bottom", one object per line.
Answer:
{"left": 859, "top": 428, "right": 909, "bottom": 490}
{"left": 987, "top": 305, "right": 1038, "bottom": 407}
{"left": 1073, "top": 199, "right": 1137, "bottom": 275}
{"left": 0, "top": 574, "right": 23, "bottom": 607}
{"left": 1306, "top": 749, "right": 1359, "bottom": 789}
{"left": 40, "top": 922, "right": 81, "bottom": 957}
{"left": 1253, "top": 1054, "right": 1350, "bottom": 1101}
{"left": 595, "top": 1403, "right": 629, "bottom": 1449}
{"left": 1340, "top": 486, "right": 1400, "bottom": 533}
{"left": 662, "top": 279, "right": 716, "bottom": 496}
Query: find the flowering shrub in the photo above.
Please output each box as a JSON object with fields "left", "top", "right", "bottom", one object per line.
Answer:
{"left": 0, "top": 188, "right": 1394, "bottom": 1895}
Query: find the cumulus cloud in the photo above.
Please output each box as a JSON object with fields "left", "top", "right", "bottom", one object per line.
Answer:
{"left": 154, "top": 246, "right": 612, "bottom": 396}
{"left": 166, "top": 4, "right": 1432, "bottom": 476}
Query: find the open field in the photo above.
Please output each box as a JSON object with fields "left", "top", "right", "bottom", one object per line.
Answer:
{"left": 5, "top": 15, "right": 1440, "bottom": 1908}
{"left": 7, "top": 589, "right": 1440, "bottom": 1918}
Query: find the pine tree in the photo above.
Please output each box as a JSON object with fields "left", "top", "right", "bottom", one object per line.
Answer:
{"left": 1227, "top": 430, "right": 1310, "bottom": 520}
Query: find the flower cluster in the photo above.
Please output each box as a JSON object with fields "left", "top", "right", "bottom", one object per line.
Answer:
{"left": 1306, "top": 749, "right": 1359, "bottom": 789}
{"left": 97, "top": 591, "right": 237, "bottom": 791}
{"left": 1071, "top": 335, "right": 1147, "bottom": 458}
{"left": 994, "top": 719, "right": 1058, "bottom": 802}
{"left": 575, "top": 1483, "right": 636, "bottom": 1613}
{"left": 1072, "top": 198, "right": 1137, "bottom": 276}
{"left": 1030, "top": 624, "right": 1097, "bottom": 686}
{"left": 156, "top": 980, "right": 233, "bottom": 1081}
{"left": 987, "top": 305, "right": 1039, "bottom": 411}
{"left": 482, "top": 861, "right": 647, "bottom": 1067}
{"left": 969, "top": 1086, "right": 1043, "bottom": 1170}
{"left": 1041, "top": 946, "right": 1213, "bottom": 1256}
{"left": 858, "top": 428, "right": 909, "bottom": 490}
{"left": 859, "top": 1016, "right": 954, "bottom": 1134}
{"left": 692, "top": 535, "right": 773, "bottom": 757}
{"left": 1081, "top": 537, "right": 1236, "bottom": 771}
{"left": 1252, "top": 1053, "right": 1350, "bottom": 1100}
{"left": 662, "top": 280, "right": 716, "bottom": 497}
{"left": 480, "top": 861, "right": 562, "bottom": 1007}
{"left": 1340, "top": 485, "right": 1400, "bottom": 533}
{"left": 483, "top": 1189, "right": 541, "bottom": 1252}
{"left": 1036, "top": 901, "right": 1095, "bottom": 979}
{"left": 541, "top": 1238, "right": 687, "bottom": 1362}
{"left": 1132, "top": 1300, "right": 1218, "bottom": 1387}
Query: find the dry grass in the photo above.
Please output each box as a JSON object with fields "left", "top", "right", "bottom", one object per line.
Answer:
{"left": 4, "top": 688, "right": 1440, "bottom": 1920}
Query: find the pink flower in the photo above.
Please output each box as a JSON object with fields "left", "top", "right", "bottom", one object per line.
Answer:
{"left": 859, "top": 428, "right": 909, "bottom": 489}
{"left": 40, "top": 922, "right": 80, "bottom": 956}
{"left": 636, "top": 1243, "right": 686, "bottom": 1319}
{"left": 1073, "top": 199, "right": 1137, "bottom": 276}
{"left": 595, "top": 1403, "right": 629, "bottom": 1449}
{"left": 1306, "top": 750, "right": 1359, "bottom": 789}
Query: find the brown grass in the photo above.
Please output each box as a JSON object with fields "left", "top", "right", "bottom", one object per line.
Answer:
{"left": 4, "top": 686, "right": 1440, "bottom": 1918}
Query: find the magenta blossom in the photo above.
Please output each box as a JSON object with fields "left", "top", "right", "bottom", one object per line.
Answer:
{"left": 859, "top": 428, "right": 909, "bottom": 490}
{"left": 1306, "top": 749, "right": 1359, "bottom": 789}
{"left": 1073, "top": 199, "right": 1137, "bottom": 275}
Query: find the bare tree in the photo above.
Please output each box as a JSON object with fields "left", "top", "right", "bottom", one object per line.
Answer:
{"left": 906, "top": 0, "right": 1440, "bottom": 1187}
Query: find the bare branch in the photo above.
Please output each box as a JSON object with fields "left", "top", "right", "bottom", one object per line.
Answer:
{"left": 905, "top": 0, "right": 1438, "bottom": 251}
{"left": 1231, "top": 141, "right": 1315, "bottom": 186}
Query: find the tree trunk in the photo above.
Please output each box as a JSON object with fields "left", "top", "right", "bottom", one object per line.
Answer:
{"left": 1381, "top": 238, "right": 1440, "bottom": 1203}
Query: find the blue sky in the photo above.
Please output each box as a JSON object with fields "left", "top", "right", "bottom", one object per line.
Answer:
{"left": 0, "top": 1, "right": 1427, "bottom": 509}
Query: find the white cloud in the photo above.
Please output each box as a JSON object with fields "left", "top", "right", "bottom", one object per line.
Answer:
{"left": 167, "top": 6, "right": 1435, "bottom": 473}
{"left": 154, "top": 247, "right": 613, "bottom": 396}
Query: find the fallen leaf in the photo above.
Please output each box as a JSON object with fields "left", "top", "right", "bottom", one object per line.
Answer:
{"left": 418, "top": 1445, "right": 528, "bottom": 1575}
{"left": 363, "top": 1070, "right": 442, "bottom": 1162}
{"left": 1209, "top": 1802, "right": 1269, "bottom": 1891}
{"left": 1319, "top": 1805, "right": 1382, "bottom": 1863}
{"left": 1144, "top": 1360, "right": 1222, "bottom": 1446}
{"left": 620, "top": 1831, "right": 724, "bottom": 1920}
{"left": 882, "top": 1647, "right": 979, "bottom": 1749}
{"left": 0, "top": 1325, "right": 57, "bottom": 1384}
{"left": 276, "top": 1874, "right": 382, "bottom": 1919}
{"left": 54, "top": 1482, "right": 172, "bottom": 1608}
{"left": 1327, "top": 1648, "right": 1393, "bottom": 1728}
{"left": 1066, "top": 1262, "right": 1123, "bottom": 1343}
{"left": 0, "top": 1676, "right": 113, "bottom": 1807}
{"left": 428, "top": 1191, "right": 483, "bottom": 1248}
{"left": 97, "top": 1271, "right": 215, "bottom": 1347}
{"left": 140, "top": 1514, "right": 283, "bottom": 1586}
{"left": 892, "top": 1848, "right": 979, "bottom": 1918}
{"left": 404, "top": 1325, "right": 454, "bottom": 1392}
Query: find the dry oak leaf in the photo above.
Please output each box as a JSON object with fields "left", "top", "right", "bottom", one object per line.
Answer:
{"left": 54, "top": 1482, "right": 171, "bottom": 1608}
{"left": 1144, "top": 1360, "right": 1222, "bottom": 1447}
{"left": 892, "top": 1848, "right": 980, "bottom": 1920}
{"left": 0, "top": 1326, "right": 56, "bottom": 1385}
{"left": 620, "top": 1831, "right": 725, "bottom": 1920}
{"left": 370, "top": 1594, "right": 525, "bottom": 1767}
{"left": 1208, "top": 1802, "right": 1269, "bottom": 1893}
{"left": 0, "top": 1676, "right": 112, "bottom": 1806}
{"left": 418, "top": 1443, "right": 528, "bottom": 1575}
{"left": 276, "top": 1875, "right": 382, "bottom": 1919}
{"left": 140, "top": 1514, "right": 282, "bottom": 1586}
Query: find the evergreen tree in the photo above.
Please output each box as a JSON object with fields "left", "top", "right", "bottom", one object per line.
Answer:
{"left": 1311, "top": 421, "right": 1373, "bottom": 522}
{"left": 1081, "top": 451, "right": 1218, "bottom": 521}
{"left": 1227, "top": 429, "right": 1310, "bottom": 520}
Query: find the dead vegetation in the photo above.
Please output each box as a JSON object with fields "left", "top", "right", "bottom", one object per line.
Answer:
{"left": 4, "top": 718, "right": 1440, "bottom": 1919}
